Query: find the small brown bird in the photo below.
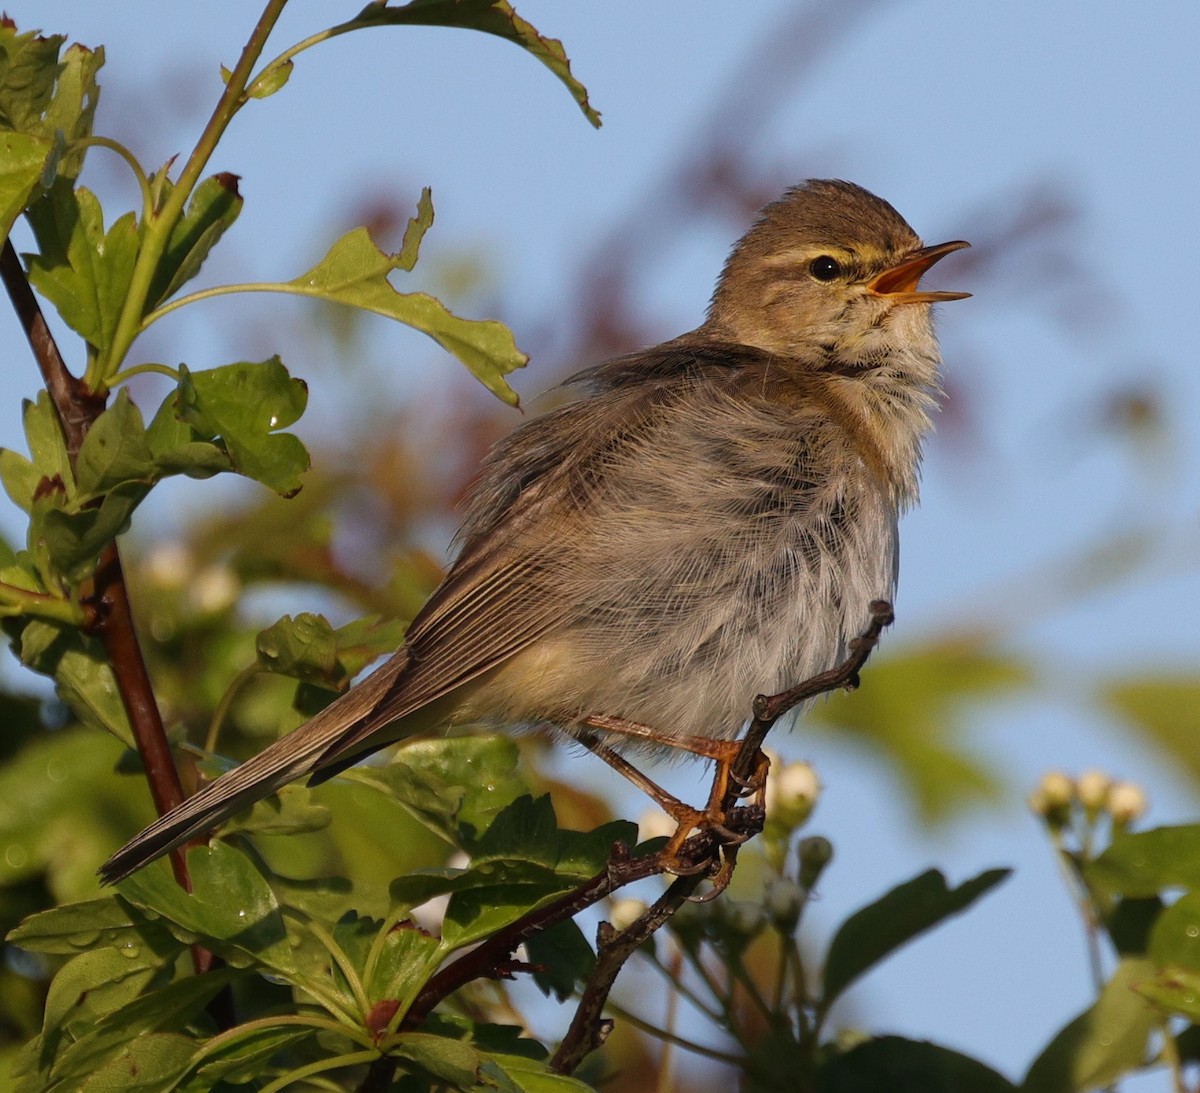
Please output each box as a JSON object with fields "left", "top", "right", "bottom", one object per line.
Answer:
{"left": 100, "top": 180, "right": 968, "bottom": 884}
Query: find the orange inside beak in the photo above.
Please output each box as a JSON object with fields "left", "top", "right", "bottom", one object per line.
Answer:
{"left": 867, "top": 239, "right": 971, "bottom": 304}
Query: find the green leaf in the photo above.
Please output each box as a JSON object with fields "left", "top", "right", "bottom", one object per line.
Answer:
{"left": 350, "top": 734, "right": 527, "bottom": 849}
{"left": 398, "top": 186, "right": 435, "bottom": 271}
{"left": 821, "top": 868, "right": 1010, "bottom": 1010}
{"left": 287, "top": 224, "right": 526, "bottom": 405}
{"left": 0, "top": 25, "right": 65, "bottom": 132}
{"left": 223, "top": 783, "right": 331, "bottom": 839}
{"left": 1105, "top": 675, "right": 1200, "bottom": 785}
{"left": 40, "top": 481, "right": 148, "bottom": 581}
{"left": 144, "top": 388, "right": 232, "bottom": 479}
{"left": 329, "top": 614, "right": 410, "bottom": 680}
{"left": 360, "top": 0, "right": 600, "bottom": 127}
{"left": 74, "top": 389, "right": 154, "bottom": 499}
{"left": 0, "top": 130, "right": 53, "bottom": 241}
{"left": 26, "top": 183, "right": 138, "bottom": 353}
{"left": 1022, "top": 957, "right": 1157, "bottom": 1093}
{"left": 0, "top": 446, "right": 38, "bottom": 513}
{"left": 524, "top": 917, "right": 594, "bottom": 1001}
{"left": 189, "top": 1025, "right": 314, "bottom": 1085}
{"left": 391, "top": 1031, "right": 485, "bottom": 1089}
{"left": 1132, "top": 967, "right": 1200, "bottom": 1022}
{"left": 245, "top": 58, "right": 294, "bottom": 99}
{"left": 177, "top": 358, "right": 310, "bottom": 495}
{"left": 1086, "top": 825, "right": 1200, "bottom": 898}
{"left": 41, "top": 947, "right": 166, "bottom": 1037}
{"left": 809, "top": 641, "right": 1028, "bottom": 821}
{"left": 485, "top": 1052, "right": 596, "bottom": 1092}
{"left": 814, "top": 1035, "right": 1016, "bottom": 1093}
{"left": 256, "top": 612, "right": 342, "bottom": 686}
{"left": 34, "top": 970, "right": 240, "bottom": 1092}
{"left": 116, "top": 842, "right": 295, "bottom": 975}
{"left": 362, "top": 919, "right": 444, "bottom": 1008}
{"left": 146, "top": 172, "right": 242, "bottom": 309}
{"left": 1149, "top": 892, "right": 1200, "bottom": 970}
{"left": 21, "top": 390, "right": 73, "bottom": 497}
{"left": 6, "top": 896, "right": 180, "bottom": 957}
{"left": 39, "top": 42, "right": 104, "bottom": 180}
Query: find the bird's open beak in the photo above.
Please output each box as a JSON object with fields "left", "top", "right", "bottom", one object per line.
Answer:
{"left": 867, "top": 240, "right": 971, "bottom": 304}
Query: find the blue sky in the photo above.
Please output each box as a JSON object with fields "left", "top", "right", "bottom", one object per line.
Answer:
{"left": 8, "top": 3, "right": 1200, "bottom": 1085}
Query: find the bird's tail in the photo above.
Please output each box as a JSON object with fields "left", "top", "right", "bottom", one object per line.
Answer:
{"left": 98, "top": 653, "right": 410, "bottom": 885}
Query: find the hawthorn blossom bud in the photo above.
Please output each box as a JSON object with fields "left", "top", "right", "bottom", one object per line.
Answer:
{"left": 1076, "top": 769, "right": 1111, "bottom": 813}
{"left": 1107, "top": 781, "right": 1148, "bottom": 826}
{"left": 1028, "top": 771, "right": 1074, "bottom": 829}
{"left": 766, "top": 760, "right": 821, "bottom": 831}
{"left": 608, "top": 898, "right": 648, "bottom": 933}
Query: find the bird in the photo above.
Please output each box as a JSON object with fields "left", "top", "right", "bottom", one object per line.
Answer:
{"left": 99, "top": 179, "right": 969, "bottom": 885}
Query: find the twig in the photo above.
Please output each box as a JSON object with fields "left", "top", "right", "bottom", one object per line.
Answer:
{"left": 0, "top": 240, "right": 215, "bottom": 968}
{"left": 550, "top": 873, "right": 704, "bottom": 1074}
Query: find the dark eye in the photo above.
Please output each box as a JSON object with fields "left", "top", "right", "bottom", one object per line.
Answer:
{"left": 809, "top": 255, "right": 842, "bottom": 282}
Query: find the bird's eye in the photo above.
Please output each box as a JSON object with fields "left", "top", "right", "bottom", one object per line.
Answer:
{"left": 808, "top": 255, "right": 842, "bottom": 282}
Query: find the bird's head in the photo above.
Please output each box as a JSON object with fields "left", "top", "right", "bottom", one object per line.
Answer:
{"left": 705, "top": 179, "right": 969, "bottom": 362}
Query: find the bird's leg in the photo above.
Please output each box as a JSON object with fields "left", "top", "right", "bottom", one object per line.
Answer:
{"left": 578, "top": 715, "right": 759, "bottom": 884}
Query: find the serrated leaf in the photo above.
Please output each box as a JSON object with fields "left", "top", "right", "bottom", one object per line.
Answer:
{"left": 814, "top": 1035, "right": 1016, "bottom": 1093}
{"left": 75, "top": 1033, "right": 197, "bottom": 1093}
{"left": 0, "top": 26, "right": 65, "bottom": 132}
{"left": 74, "top": 389, "right": 154, "bottom": 499}
{"left": 6, "top": 896, "right": 179, "bottom": 957}
{"left": 21, "top": 390, "right": 73, "bottom": 494}
{"left": 0, "top": 129, "right": 53, "bottom": 240}
{"left": 287, "top": 225, "right": 526, "bottom": 405}
{"left": 398, "top": 186, "right": 434, "bottom": 271}
{"left": 524, "top": 917, "right": 594, "bottom": 1001}
{"left": 146, "top": 172, "right": 242, "bottom": 309}
{"left": 331, "top": 615, "right": 409, "bottom": 679}
{"left": 256, "top": 612, "right": 341, "bottom": 685}
{"left": 117, "top": 842, "right": 294, "bottom": 975}
{"left": 360, "top": 0, "right": 600, "bottom": 128}
{"left": 41, "top": 947, "right": 165, "bottom": 1038}
{"left": 26, "top": 184, "right": 138, "bottom": 353}
{"left": 821, "top": 868, "right": 1010, "bottom": 1010}
{"left": 222, "top": 784, "right": 331, "bottom": 839}
{"left": 7, "top": 620, "right": 132, "bottom": 744}
{"left": 40, "top": 480, "right": 148, "bottom": 581}
{"left": 363, "top": 920, "right": 443, "bottom": 1007}
{"left": 177, "top": 358, "right": 309, "bottom": 495}
{"left": 1022, "top": 957, "right": 1157, "bottom": 1093}
{"left": 144, "top": 388, "right": 231, "bottom": 479}
{"left": 35, "top": 970, "right": 240, "bottom": 1092}
{"left": 0, "top": 446, "right": 38, "bottom": 513}
{"left": 1086, "top": 825, "right": 1200, "bottom": 898}
{"left": 350, "top": 735, "right": 527, "bottom": 849}
{"left": 39, "top": 42, "right": 103, "bottom": 180}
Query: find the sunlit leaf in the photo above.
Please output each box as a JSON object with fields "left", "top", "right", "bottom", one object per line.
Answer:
{"left": 177, "top": 358, "right": 310, "bottom": 495}
{"left": 287, "top": 224, "right": 526, "bottom": 405}
{"left": 25, "top": 183, "right": 138, "bottom": 353}
{"left": 145, "top": 172, "right": 242, "bottom": 309}
{"left": 73, "top": 389, "right": 154, "bottom": 499}
{"left": 0, "top": 130, "right": 52, "bottom": 241}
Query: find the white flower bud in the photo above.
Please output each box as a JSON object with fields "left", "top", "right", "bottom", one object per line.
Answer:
{"left": 1107, "top": 781, "right": 1148, "bottom": 825}
{"left": 608, "top": 898, "right": 648, "bottom": 933}
{"left": 766, "top": 760, "right": 820, "bottom": 830}
{"left": 1076, "top": 769, "right": 1111, "bottom": 812}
